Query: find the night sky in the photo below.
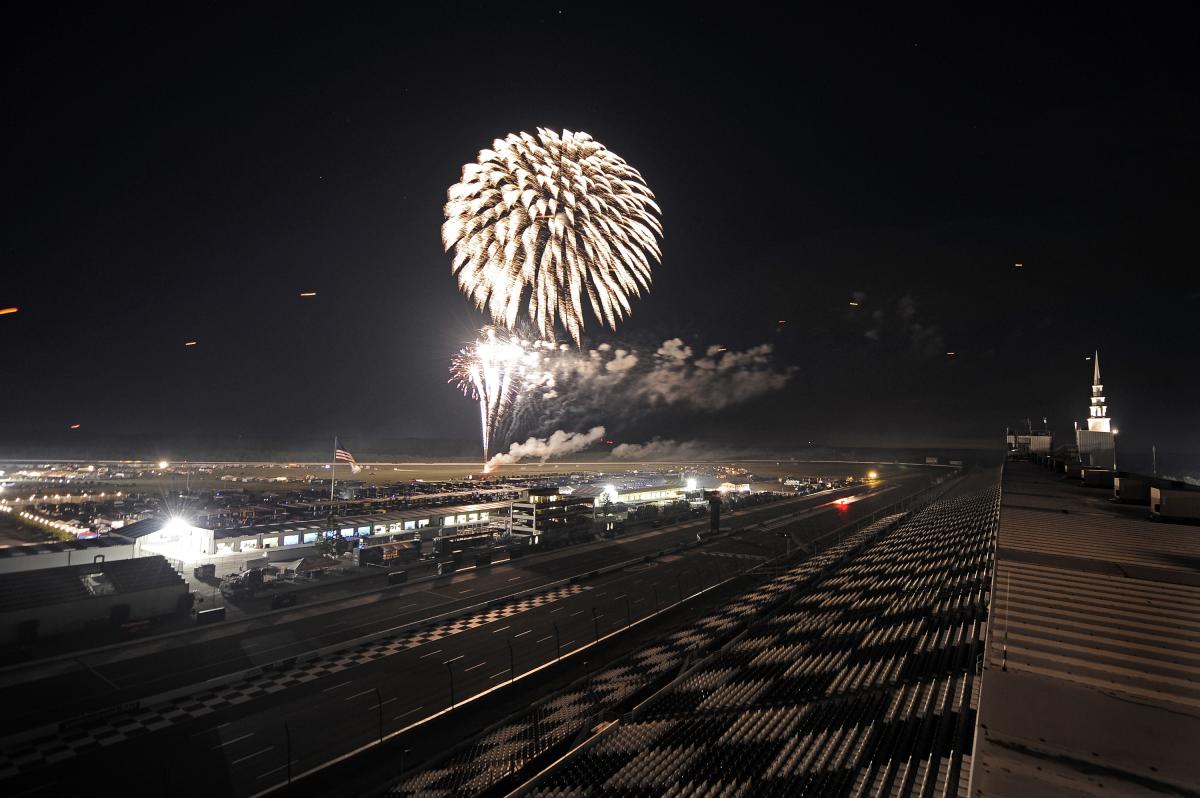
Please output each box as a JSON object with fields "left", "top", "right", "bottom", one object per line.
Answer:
{"left": 5, "top": 7, "right": 1198, "bottom": 461}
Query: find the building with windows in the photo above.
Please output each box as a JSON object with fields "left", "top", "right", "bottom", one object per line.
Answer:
{"left": 1075, "top": 351, "right": 1117, "bottom": 469}
{"left": 569, "top": 482, "right": 688, "bottom": 508}
{"left": 511, "top": 488, "right": 593, "bottom": 545}
{"left": 121, "top": 500, "right": 510, "bottom": 568}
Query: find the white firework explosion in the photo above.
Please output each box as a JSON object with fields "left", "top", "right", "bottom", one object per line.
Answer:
{"left": 449, "top": 327, "right": 555, "bottom": 465}
{"left": 442, "top": 128, "right": 663, "bottom": 345}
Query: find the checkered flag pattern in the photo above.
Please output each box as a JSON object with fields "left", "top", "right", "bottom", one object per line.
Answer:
{"left": 0, "top": 583, "right": 585, "bottom": 780}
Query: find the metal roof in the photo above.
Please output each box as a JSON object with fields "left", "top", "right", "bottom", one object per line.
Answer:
{"left": 212, "top": 500, "right": 511, "bottom": 539}
{"left": 971, "top": 461, "right": 1200, "bottom": 796}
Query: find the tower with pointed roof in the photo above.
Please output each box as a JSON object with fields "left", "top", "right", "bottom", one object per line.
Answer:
{"left": 1076, "top": 350, "right": 1116, "bottom": 469}
{"left": 1086, "top": 351, "right": 1111, "bottom": 432}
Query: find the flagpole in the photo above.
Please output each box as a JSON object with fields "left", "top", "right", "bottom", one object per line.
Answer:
{"left": 330, "top": 437, "right": 337, "bottom": 518}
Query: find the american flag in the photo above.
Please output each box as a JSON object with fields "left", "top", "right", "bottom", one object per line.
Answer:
{"left": 334, "top": 438, "right": 356, "bottom": 466}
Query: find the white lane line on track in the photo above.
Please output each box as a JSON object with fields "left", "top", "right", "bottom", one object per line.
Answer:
{"left": 492, "top": 625, "right": 511, "bottom": 633}
{"left": 633, "top": 597, "right": 645, "bottom": 603}
{"left": 232, "top": 746, "right": 273, "bottom": 765}
{"left": 257, "top": 761, "right": 299, "bottom": 780}
{"left": 212, "top": 732, "right": 254, "bottom": 750}
{"left": 463, "top": 662, "right": 486, "bottom": 672}
{"left": 458, "top": 589, "right": 473, "bottom": 594}
{"left": 570, "top": 610, "right": 584, "bottom": 617}
{"left": 490, "top": 669, "right": 509, "bottom": 679}
{"left": 394, "top": 706, "right": 423, "bottom": 721}
{"left": 443, "top": 654, "right": 465, "bottom": 664}
{"left": 514, "top": 629, "right": 532, "bottom": 638}
{"left": 418, "top": 649, "right": 444, "bottom": 659}
{"left": 191, "top": 721, "right": 231, "bottom": 737}
{"left": 345, "top": 688, "right": 375, "bottom": 701}
{"left": 613, "top": 594, "right": 626, "bottom": 600}
{"left": 322, "top": 680, "right": 352, "bottom": 692}
{"left": 536, "top": 635, "right": 553, "bottom": 643}
{"left": 368, "top": 697, "right": 398, "bottom": 711}
{"left": 561, "top": 640, "right": 576, "bottom": 649}
{"left": 507, "top": 576, "right": 522, "bottom": 581}
{"left": 550, "top": 607, "right": 564, "bottom": 613}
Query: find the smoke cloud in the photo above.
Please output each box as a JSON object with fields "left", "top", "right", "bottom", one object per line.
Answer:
{"left": 611, "top": 438, "right": 716, "bottom": 461}
{"left": 486, "top": 425, "right": 607, "bottom": 469}
{"left": 632, "top": 339, "right": 792, "bottom": 411}
{"left": 461, "top": 331, "right": 795, "bottom": 454}
{"left": 860, "top": 295, "right": 944, "bottom": 358}
{"left": 513, "top": 337, "right": 794, "bottom": 434}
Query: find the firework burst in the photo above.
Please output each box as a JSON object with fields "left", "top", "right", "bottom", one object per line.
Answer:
{"left": 442, "top": 129, "right": 663, "bottom": 345}
{"left": 450, "top": 327, "right": 550, "bottom": 467}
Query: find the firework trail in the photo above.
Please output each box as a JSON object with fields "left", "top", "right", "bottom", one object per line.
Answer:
{"left": 442, "top": 129, "right": 663, "bottom": 345}
{"left": 449, "top": 327, "right": 549, "bottom": 466}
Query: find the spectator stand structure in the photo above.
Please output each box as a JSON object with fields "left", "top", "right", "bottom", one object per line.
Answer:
{"left": 385, "top": 472, "right": 985, "bottom": 797}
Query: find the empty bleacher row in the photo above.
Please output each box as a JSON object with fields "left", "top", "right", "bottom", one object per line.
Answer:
{"left": 527, "top": 486, "right": 999, "bottom": 798}
{"left": 390, "top": 511, "right": 916, "bottom": 797}
{"left": 0, "top": 555, "right": 186, "bottom": 613}
{"left": 0, "top": 567, "right": 91, "bottom": 613}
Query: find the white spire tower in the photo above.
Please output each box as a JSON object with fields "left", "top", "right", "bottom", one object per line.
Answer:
{"left": 1087, "top": 350, "right": 1111, "bottom": 432}
{"left": 1076, "top": 350, "right": 1117, "bottom": 469}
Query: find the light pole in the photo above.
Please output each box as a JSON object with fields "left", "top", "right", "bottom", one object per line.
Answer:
{"left": 284, "top": 721, "right": 292, "bottom": 785}
{"left": 506, "top": 638, "right": 515, "bottom": 684}
{"left": 374, "top": 686, "right": 384, "bottom": 742}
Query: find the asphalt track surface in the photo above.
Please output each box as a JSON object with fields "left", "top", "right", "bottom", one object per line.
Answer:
{"left": 0, "top": 476, "right": 934, "bottom": 797}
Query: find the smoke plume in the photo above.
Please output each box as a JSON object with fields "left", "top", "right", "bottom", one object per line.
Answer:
{"left": 486, "top": 425, "right": 607, "bottom": 469}
{"left": 609, "top": 437, "right": 759, "bottom": 461}
{"left": 501, "top": 337, "right": 793, "bottom": 438}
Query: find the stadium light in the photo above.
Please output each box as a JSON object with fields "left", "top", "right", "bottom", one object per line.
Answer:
{"left": 163, "top": 517, "right": 189, "bottom": 535}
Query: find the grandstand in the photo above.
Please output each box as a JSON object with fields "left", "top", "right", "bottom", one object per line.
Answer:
{"left": 389, "top": 474, "right": 999, "bottom": 797}
{"left": 0, "top": 555, "right": 189, "bottom": 644}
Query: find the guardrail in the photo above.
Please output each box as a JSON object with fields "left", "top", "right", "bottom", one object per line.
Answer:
{"left": 494, "top": 473, "right": 962, "bottom": 797}
{"left": 362, "top": 474, "right": 958, "bottom": 798}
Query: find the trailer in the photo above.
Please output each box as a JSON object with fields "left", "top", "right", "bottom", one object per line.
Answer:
{"left": 1081, "top": 469, "right": 1114, "bottom": 488}
{"left": 1113, "top": 475, "right": 1150, "bottom": 504}
{"left": 1150, "top": 487, "right": 1200, "bottom": 523}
